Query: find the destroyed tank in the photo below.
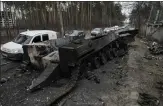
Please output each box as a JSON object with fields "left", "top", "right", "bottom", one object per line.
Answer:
{"left": 19, "top": 28, "right": 138, "bottom": 106}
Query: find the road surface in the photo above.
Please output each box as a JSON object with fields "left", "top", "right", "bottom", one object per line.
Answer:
{"left": 0, "top": 37, "right": 163, "bottom": 106}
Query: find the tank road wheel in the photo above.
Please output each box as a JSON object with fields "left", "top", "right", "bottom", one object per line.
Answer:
{"left": 121, "top": 43, "right": 128, "bottom": 54}
{"left": 92, "top": 57, "right": 101, "bottom": 69}
{"left": 112, "top": 48, "right": 118, "bottom": 57}
{"left": 117, "top": 48, "right": 126, "bottom": 57}
{"left": 124, "top": 43, "right": 128, "bottom": 51}
{"left": 99, "top": 52, "right": 107, "bottom": 65}
{"left": 106, "top": 50, "right": 113, "bottom": 60}
{"left": 86, "top": 62, "right": 92, "bottom": 71}
{"left": 115, "top": 41, "right": 119, "bottom": 48}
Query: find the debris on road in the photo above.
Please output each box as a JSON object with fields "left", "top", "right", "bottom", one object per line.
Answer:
{"left": 137, "top": 93, "right": 159, "bottom": 106}
{"left": 0, "top": 78, "right": 8, "bottom": 84}
{"left": 117, "top": 65, "right": 123, "bottom": 70}
{"left": 143, "top": 54, "right": 163, "bottom": 61}
{"left": 143, "top": 55, "right": 153, "bottom": 60}
{"left": 85, "top": 71, "right": 100, "bottom": 84}
{"left": 155, "top": 63, "right": 159, "bottom": 66}
{"left": 149, "top": 42, "right": 163, "bottom": 55}
{"left": 155, "top": 81, "right": 163, "bottom": 91}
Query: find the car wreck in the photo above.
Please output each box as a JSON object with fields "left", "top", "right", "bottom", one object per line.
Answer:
{"left": 13, "top": 27, "right": 139, "bottom": 105}
{"left": 1, "top": 30, "right": 59, "bottom": 60}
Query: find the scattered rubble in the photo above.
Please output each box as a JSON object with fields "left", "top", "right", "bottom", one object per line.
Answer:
{"left": 143, "top": 55, "right": 153, "bottom": 60}
{"left": 0, "top": 78, "right": 8, "bottom": 84}
{"left": 155, "top": 63, "right": 159, "bottom": 66}
{"left": 155, "top": 81, "right": 163, "bottom": 91}
{"left": 117, "top": 65, "right": 123, "bottom": 70}
{"left": 85, "top": 71, "right": 100, "bottom": 84}
{"left": 140, "top": 40, "right": 148, "bottom": 45}
{"left": 149, "top": 42, "right": 163, "bottom": 55}
{"left": 137, "top": 93, "right": 159, "bottom": 106}
{"left": 143, "top": 54, "right": 163, "bottom": 61}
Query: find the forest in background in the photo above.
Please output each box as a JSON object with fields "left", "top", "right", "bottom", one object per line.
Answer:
{"left": 129, "top": 1, "right": 163, "bottom": 37}
{"left": 1, "top": 1, "right": 125, "bottom": 37}
{"left": 1, "top": 1, "right": 163, "bottom": 41}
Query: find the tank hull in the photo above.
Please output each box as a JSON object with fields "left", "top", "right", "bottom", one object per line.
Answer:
{"left": 19, "top": 28, "right": 138, "bottom": 105}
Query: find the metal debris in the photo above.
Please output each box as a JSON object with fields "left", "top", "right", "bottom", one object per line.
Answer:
{"left": 0, "top": 78, "right": 8, "bottom": 84}
{"left": 137, "top": 93, "right": 160, "bottom": 106}
{"left": 143, "top": 55, "right": 153, "bottom": 60}
{"left": 155, "top": 81, "right": 163, "bottom": 90}
{"left": 149, "top": 42, "right": 163, "bottom": 55}
{"left": 85, "top": 71, "right": 100, "bottom": 84}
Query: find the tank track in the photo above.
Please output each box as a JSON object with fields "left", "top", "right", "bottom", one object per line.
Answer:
{"left": 85, "top": 40, "right": 128, "bottom": 69}
{"left": 20, "top": 66, "right": 80, "bottom": 106}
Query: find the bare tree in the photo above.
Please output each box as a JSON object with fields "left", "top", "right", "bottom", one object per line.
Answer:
{"left": 57, "top": 2, "right": 64, "bottom": 37}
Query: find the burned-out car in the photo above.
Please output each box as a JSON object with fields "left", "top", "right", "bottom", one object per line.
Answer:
{"left": 103, "top": 26, "right": 120, "bottom": 34}
{"left": 91, "top": 28, "right": 103, "bottom": 36}
{"left": 65, "top": 30, "right": 85, "bottom": 40}
{"left": 1, "top": 30, "right": 58, "bottom": 60}
{"left": 103, "top": 27, "right": 115, "bottom": 34}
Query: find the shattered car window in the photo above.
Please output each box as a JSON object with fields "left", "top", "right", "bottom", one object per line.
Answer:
{"left": 14, "top": 34, "right": 32, "bottom": 44}
{"left": 69, "top": 31, "right": 79, "bottom": 36}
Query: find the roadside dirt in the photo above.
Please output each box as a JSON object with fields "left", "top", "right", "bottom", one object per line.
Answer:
{"left": 0, "top": 37, "right": 163, "bottom": 106}
{"left": 60, "top": 38, "right": 163, "bottom": 106}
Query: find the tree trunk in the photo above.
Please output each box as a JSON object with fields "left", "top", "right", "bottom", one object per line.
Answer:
{"left": 89, "top": 2, "right": 92, "bottom": 29}
{"left": 57, "top": 2, "right": 64, "bottom": 37}
{"left": 109, "top": 3, "right": 112, "bottom": 27}
{"left": 3, "top": 3, "right": 10, "bottom": 40}
{"left": 76, "top": 2, "right": 78, "bottom": 28}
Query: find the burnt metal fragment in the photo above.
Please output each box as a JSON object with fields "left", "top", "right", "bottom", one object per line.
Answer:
{"left": 85, "top": 71, "right": 100, "bottom": 84}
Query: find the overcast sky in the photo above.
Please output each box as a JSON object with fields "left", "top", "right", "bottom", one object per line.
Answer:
{"left": 120, "top": 2, "right": 135, "bottom": 17}
{"left": 120, "top": 2, "right": 135, "bottom": 23}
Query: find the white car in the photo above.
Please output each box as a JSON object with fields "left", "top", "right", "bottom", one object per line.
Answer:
{"left": 1, "top": 30, "right": 58, "bottom": 60}
{"left": 113, "top": 25, "right": 120, "bottom": 30}
{"left": 91, "top": 28, "right": 103, "bottom": 36}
